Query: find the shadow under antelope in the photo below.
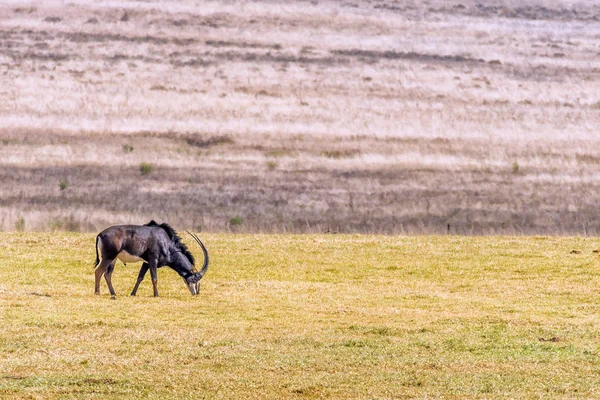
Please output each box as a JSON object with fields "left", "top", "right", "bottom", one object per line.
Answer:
{"left": 93, "top": 221, "right": 209, "bottom": 297}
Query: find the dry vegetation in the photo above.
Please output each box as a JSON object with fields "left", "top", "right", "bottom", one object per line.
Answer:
{"left": 0, "top": 0, "right": 600, "bottom": 233}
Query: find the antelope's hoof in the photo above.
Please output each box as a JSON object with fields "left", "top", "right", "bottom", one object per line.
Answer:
{"left": 110, "top": 295, "right": 116, "bottom": 300}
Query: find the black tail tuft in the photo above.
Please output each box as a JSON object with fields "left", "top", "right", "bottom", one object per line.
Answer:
{"left": 94, "top": 236, "right": 100, "bottom": 268}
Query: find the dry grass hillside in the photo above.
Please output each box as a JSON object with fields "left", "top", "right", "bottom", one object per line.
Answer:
{"left": 1, "top": 0, "right": 599, "bottom": 233}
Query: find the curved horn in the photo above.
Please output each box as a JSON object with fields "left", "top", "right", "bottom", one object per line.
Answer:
{"left": 186, "top": 231, "right": 209, "bottom": 282}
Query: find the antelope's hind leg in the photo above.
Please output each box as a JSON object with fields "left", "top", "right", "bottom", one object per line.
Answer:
{"left": 104, "top": 260, "right": 117, "bottom": 298}
{"left": 94, "top": 258, "right": 114, "bottom": 295}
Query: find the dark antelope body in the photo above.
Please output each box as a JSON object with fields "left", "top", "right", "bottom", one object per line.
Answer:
{"left": 94, "top": 221, "right": 209, "bottom": 297}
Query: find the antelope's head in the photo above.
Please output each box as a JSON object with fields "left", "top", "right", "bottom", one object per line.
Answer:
{"left": 170, "top": 231, "right": 209, "bottom": 295}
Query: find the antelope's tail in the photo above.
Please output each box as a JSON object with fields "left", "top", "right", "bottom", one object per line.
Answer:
{"left": 93, "top": 236, "right": 100, "bottom": 268}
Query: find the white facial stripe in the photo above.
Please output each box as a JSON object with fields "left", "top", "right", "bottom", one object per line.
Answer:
{"left": 187, "top": 282, "right": 197, "bottom": 295}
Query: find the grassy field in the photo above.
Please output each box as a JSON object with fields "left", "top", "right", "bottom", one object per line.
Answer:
{"left": 1, "top": 0, "right": 600, "bottom": 234}
{"left": 1, "top": 232, "right": 600, "bottom": 398}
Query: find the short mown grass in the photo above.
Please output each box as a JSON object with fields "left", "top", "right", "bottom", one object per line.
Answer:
{"left": 1, "top": 233, "right": 600, "bottom": 398}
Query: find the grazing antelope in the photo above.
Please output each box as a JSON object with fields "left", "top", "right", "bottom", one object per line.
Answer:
{"left": 93, "top": 221, "right": 209, "bottom": 297}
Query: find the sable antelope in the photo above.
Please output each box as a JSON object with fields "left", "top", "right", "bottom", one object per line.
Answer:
{"left": 93, "top": 221, "right": 209, "bottom": 297}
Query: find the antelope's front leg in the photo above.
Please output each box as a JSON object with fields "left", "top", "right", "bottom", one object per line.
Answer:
{"left": 130, "top": 263, "right": 149, "bottom": 296}
{"left": 149, "top": 260, "right": 159, "bottom": 297}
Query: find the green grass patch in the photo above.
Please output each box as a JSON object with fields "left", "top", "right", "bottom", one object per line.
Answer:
{"left": 1, "top": 234, "right": 600, "bottom": 398}
{"left": 139, "top": 162, "right": 153, "bottom": 175}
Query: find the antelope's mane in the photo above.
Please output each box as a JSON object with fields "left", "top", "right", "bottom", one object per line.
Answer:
{"left": 145, "top": 220, "right": 195, "bottom": 266}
